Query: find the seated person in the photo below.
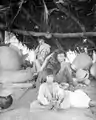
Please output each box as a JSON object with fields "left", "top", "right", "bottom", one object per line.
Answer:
{"left": 30, "top": 68, "right": 65, "bottom": 111}
{"left": 33, "top": 52, "right": 54, "bottom": 89}
{"left": 30, "top": 68, "right": 96, "bottom": 111}
{"left": 35, "top": 49, "right": 75, "bottom": 88}
{"left": 52, "top": 50, "right": 75, "bottom": 87}
{"left": 35, "top": 38, "right": 51, "bottom": 65}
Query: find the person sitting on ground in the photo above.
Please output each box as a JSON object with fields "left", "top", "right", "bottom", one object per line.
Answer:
{"left": 52, "top": 49, "right": 76, "bottom": 87}
{"left": 35, "top": 38, "right": 51, "bottom": 65}
{"left": 33, "top": 52, "right": 54, "bottom": 88}
{"left": 30, "top": 68, "right": 96, "bottom": 111}
{"left": 30, "top": 68, "right": 65, "bottom": 111}
{"left": 35, "top": 49, "right": 76, "bottom": 90}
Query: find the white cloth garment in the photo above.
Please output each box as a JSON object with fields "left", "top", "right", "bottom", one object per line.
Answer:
{"left": 36, "top": 43, "right": 51, "bottom": 56}
{"left": 30, "top": 82, "right": 64, "bottom": 112}
{"left": 60, "top": 89, "right": 91, "bottom": 109}
{"left": 68, "top": 89, "right": 90, "bottom": 108}
{"left": 37, "top": 82, "right": 64, "bottom": 105}
{"left": 30, "top": 83, "right": 91, "bottom": 111}
{"left": 35, "top": 43, "right": 51, "bottom": 63}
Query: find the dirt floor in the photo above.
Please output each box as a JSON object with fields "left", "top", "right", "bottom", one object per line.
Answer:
{"left": 0, "top": 79, "right": 96, "bottom": 120}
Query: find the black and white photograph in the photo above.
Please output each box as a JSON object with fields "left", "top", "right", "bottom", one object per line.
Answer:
{"left": 0, "top": 0, "right": 96, "bottom": 120}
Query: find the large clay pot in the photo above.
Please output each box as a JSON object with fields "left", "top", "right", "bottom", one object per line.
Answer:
{"left": 76, "top": 69, "right": 90, "bottom": 85}
{"left": 0, "top": 45, "right": 32, "bottom": 102}
{"left": 90, "top": 62, "right": 96, "bottom": 78}
{"left": 72, "top": 53, "right": 92, "bottom": 70}
{"left": 0, "top": 46, "right": 24, "bottom": 70}
{"left": 76, "top": 69, "right": 89, "bottom": 80}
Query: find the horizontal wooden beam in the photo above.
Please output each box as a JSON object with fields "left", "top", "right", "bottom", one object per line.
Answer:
{"left": 11, "top": 29, "right": 96, "bottom": 38}
{"left": 53, "top": 32, "right": 96, "bottom": 38}
{"left": 0, "top": 23, "right": 96, "bottom": 38}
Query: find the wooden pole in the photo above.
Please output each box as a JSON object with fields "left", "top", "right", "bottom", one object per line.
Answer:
{"left": 11, "top": 29, "right": 96, "bottom": 38}
{"left": 0, "top": 23, "right": 95, "bottom": 38}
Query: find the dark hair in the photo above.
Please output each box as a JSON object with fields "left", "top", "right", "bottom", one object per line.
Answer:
{"left": 53, "top": 49, "right": 66, "bottom": 60}
{"left": 0, "top": 95, "right": 13, "bottom": 110}
{"left": 45, "top": 49, "right": 65, "bottom": 74}
{"left": 44, "top": 68, "right": 55, "bottom": 82}
{"left": 44, "top": 68, "right": 53, "bottom": 76}
{"left": 37, "top": 37, "right": 45, "bottom": 42}
{"left": 39, "top": 68, "right": 54, "bottom": 83}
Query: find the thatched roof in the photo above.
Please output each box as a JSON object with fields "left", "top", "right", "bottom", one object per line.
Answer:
{"left": 0, "top": 0, "right": 96, "bottom": 50}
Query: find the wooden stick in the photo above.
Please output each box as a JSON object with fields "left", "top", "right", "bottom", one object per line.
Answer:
{"left": 0, "top": 23, "right": 95, "bottom": 38}
{"left": 11, "top": 29, "right": 96, "bottom": 38}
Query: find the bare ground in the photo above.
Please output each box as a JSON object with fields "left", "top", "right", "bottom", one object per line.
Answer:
{"left": 0, "top": 79, "right": 96, "bottom": 120}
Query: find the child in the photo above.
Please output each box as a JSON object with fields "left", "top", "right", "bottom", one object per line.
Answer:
{"left": 30, "top": 68, "right": 96, "bottom": 111}
{"left": 30, "top": 68, "right": 65, "bottom": 111}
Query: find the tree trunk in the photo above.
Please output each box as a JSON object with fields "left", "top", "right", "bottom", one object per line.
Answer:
{"left": 0, "top": 29, "right": 5, "bottom": 44}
